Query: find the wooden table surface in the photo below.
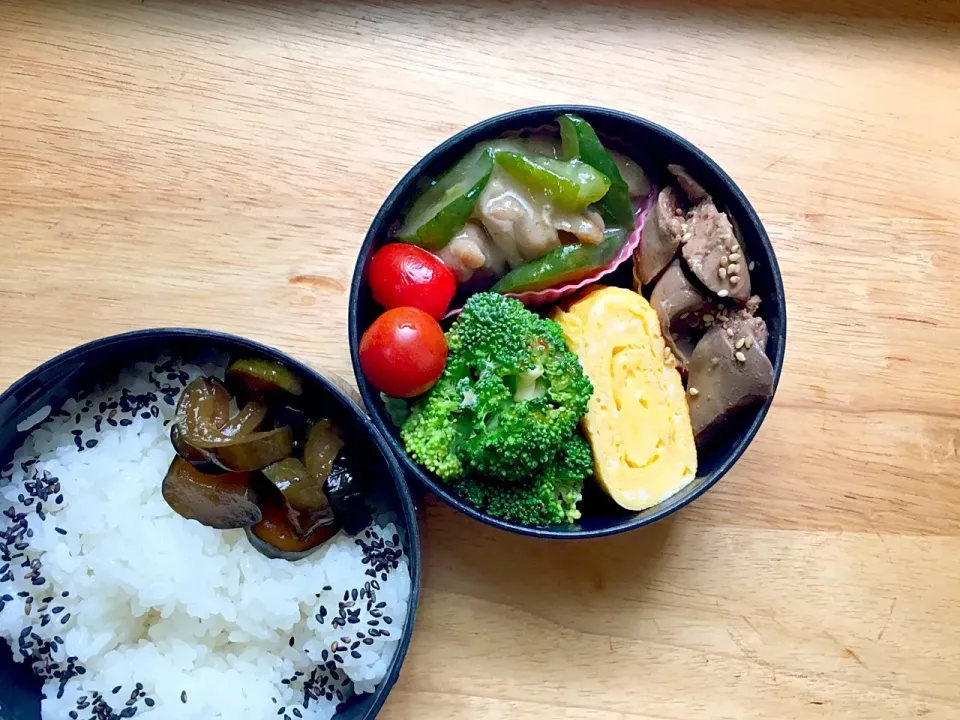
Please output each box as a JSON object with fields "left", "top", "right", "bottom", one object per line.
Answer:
{"left": 2, "top": 1, "right": 960, "bottom": 718}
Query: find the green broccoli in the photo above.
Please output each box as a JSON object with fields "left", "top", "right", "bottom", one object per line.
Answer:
{"left": 400, "top": 292, "right": 593, "bottom": 485}
{"left": 452, "top": 432, "right": 593, "bottom": 525}
{"left": 400, "top": 371, "right": 468, "bottom": 481}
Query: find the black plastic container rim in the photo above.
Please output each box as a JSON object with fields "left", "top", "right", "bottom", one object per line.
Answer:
{"left": 0, "top": 327, "right": 421, "bottom": 720}
{"left": 349, "top": 104, "right": 787, "bottom": 539}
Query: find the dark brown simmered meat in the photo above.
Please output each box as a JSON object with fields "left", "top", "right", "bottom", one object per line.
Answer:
{"left": 726, "top": 297, "right": 768, "bottom": 351}
{"left": 667, "top": 164, "right": 709, "bottom": 203}
{"left": 649, "top": 260, "right": 712, "bottom": 372}
{"left": 634, "top": 186, "right": 685, "bottom": 287}
{"left": 680, "top": 199, "right": 752, "bottom": 303}
{"left": 685, "top": 301, "right": 774, "bottom": 441}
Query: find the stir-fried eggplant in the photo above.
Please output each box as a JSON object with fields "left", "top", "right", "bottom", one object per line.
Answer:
{"left": 174, "top": 377, "right": 231, "bottom": 442}
{"left": 214, "top": 400, "right": 269, "bottom": 440}
{"left": 271, "top": 404, "right": 312, "bottom": 456}
{"left": 173, "top": 376, "right": 270, "bottom": 466}
{"left": 199, "top": 426, "right": 294, "bottom": 472}
{"left": 303, "top": 420, "right": 344, "bottom": 486}
{"left": 227, "top": 358, "right": 303, "bottom": 397}
{"left": 324, "top": 451, "right": 369, "bottom": 535}
{"left": 170, "top": 422, "right": 212, "bottom": 466}
{"left": 245, "top": 497, "right": 339, "bottom": 561}
{"left": 164, "top": 360, "right": 369, "bottom": 560}
{"left": 162, "top": 458, "right": 261, "bottom": 529}
{"left": 262, "top": 457, "right": 335, "bottom": 534}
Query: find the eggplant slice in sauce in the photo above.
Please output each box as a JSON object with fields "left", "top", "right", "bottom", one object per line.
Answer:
{"left": 198, "top": 426, "right": 295, "bottom": 472}
{"left": 325, "top": 451, "right": 369, "bottom": 536}
{"left": 165, "top": 362, "right": 366, "bottom": 560}
{"left": 227, "top": 358, "right": 303, "bottom": 397}
{"left": 173, "top": 378, "right": 232, "bottom": 446}
{"left": 262, "top": 457, "right": 335, "bottom": 535}
{"left": 173, "top": 375, "right": 272, "bottom": 466}
{"left": 245, "top": 497, "right": 339, "bottom": 561}
{"left": 162, "top": 458, "right": 262, "bottom": 529}
{"left": 177, "top": 399, "right": 287, "bottom": 473}
{"left": 170, "top": 422, "right": 214, "bottom": 467}
{"left": 303, "top": 420, "right": 344, "bottom": 485}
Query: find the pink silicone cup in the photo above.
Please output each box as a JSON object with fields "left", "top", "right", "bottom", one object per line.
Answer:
{"left": 443, "top": 183, "right": 658, "bottom": 319}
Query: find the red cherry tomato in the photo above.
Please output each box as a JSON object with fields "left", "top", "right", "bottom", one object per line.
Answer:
{"left": 368, "top": 244, "right": 456, "bottom": 320}
{"left": 359, "top": 307, "right": 448, "bottom": 398}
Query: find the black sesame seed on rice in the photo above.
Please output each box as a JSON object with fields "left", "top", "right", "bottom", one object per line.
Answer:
{"left": 181, "top": 690, "right": 188, "bottom": 703}
{"left": 144, "top": 698, "right": 155, "bottom": 708}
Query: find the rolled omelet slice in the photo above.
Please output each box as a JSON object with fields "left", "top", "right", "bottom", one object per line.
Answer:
{"left": 552, "top": 286, "right": 697, "bottom": 511}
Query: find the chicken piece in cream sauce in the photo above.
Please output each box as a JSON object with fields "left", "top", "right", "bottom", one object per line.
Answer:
{"left": 437, "top": 221, "right": 507, "bottom": 283}
{"left": 475, "top": 168, "right": 605, "bottom": 270}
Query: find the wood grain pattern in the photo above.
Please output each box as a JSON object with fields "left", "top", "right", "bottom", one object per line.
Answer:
{"left": 2, "top": 1, "right": 959, "bottom": 717}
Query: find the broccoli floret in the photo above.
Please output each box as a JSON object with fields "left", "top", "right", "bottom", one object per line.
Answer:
{"left": 452, "top": 433, "right": 593, "bottom": 525}
{"left": 536, "top": 431, "right": 593, "bottom": 522}
{"left": 400, "top": 366, "right": 469, "bottom": 481}
{"left": 447, "top": 293, "right": 593, "bottom": 481}
{"left": 398, "top": 292, "right": 594, "bottom": 523}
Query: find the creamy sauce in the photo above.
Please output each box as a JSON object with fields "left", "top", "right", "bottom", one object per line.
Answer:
{"left": 470, "top": 136, "right": 608, "bottom": 271}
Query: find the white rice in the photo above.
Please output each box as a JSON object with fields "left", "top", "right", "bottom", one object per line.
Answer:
{"left": 0, "top": 357, "right": 411, "bottom": 720}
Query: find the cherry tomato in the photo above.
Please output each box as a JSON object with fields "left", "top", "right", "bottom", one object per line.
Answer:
{"left": 368, "top": 243, "right": 456, "bottom": 320}
{"left": 359, "top": 307, "right": 447, "bottom": 398}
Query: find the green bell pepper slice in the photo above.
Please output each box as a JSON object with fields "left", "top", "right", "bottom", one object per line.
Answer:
{"left": 558, "top": 114, "right": 636, "bottom": 230}
{"left": 491, "top": 228, "right": 628, "bottom": 294}
{"left": 396, "top": 148, "right": 495, "bottom": 250}
{"left": 494, "top": 151, "right": 610, "bottom": 213}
